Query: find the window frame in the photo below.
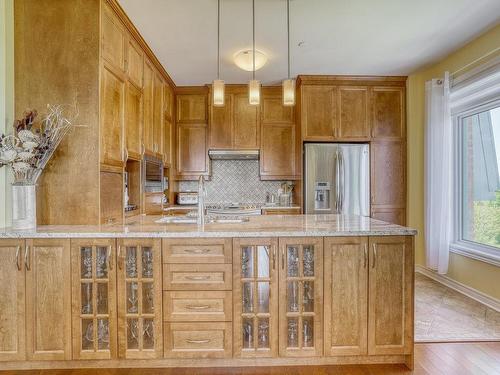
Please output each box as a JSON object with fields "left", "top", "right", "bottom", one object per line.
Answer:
{"left": 452, "top": 98, "right": 500, "bottom": 267}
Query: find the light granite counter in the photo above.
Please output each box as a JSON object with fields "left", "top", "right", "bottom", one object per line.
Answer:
{"left": 0, "top": 214, "right": 417, "bottom": 239}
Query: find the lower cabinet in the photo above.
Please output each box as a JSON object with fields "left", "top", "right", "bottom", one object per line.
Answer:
{"left": 26, "top": 239, "right": 72, "bottom": 361}
{"left": 233, "top": 238, "right": 279, "bottom": 358}
{"left": 71, "top": 239, "right": 117, "bottom": 359}
{"left": 117, "top": 238, "right": 163, "bottom": 359}
{"left": 0, "top": 239, "right": 26, "bottom": 361}
{"left": 368, "top": 236, "right": 413, "bottom": 355}
{"left": 279, "top": 237, "right": 323, "bottom": 357}
{"left": 324, "top": 237, "right": 368, "bottom": 356}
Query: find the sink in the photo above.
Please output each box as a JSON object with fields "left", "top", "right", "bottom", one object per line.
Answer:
{"left": 155, "top": 215, "right": 250, "bottom": 224}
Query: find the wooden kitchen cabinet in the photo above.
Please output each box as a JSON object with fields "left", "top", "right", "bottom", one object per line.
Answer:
{"left": 26, "top": 239, "right": 72, "bottom": 361}
{"left": 371, "top": 87, "right": 405, "bottom": 139}
{"left": 117, "top": 238, "right": 163, "bottom": 358}
{"left": 177, "top": 93, "right": 207, "bottom": 124}
{"left": 368, "top": 236, "right": 413, "bottom": 355}
{"left": 71, "top": 239, "right": 117, "bottom": 360}
{"left": 163, "top": 83, "right": 175, "bottom": 165}
{"left": 125, "top": 81, "right": 142, "bottom": 159}
{"left": 0, "top": 239, "right": 26, "bottom": 361}
{"left": 371, "top": 140, "right": 406, "bottom": 225}
{"left": 101, "top": 2, "right": 125, "bottom": 72}
{"left": 300, "top": 85, "right": 337, "bottom": 140}
{"left": 260, "top": 89, "right": 299, "bottom": 180}
{"left": 233, "top": 238, "right": 279, "bottom": 358}
{"left": 100, "top": 64, "right": 125, "bottom": 167}
{"left": 153, "top": 72, "right": 164, "bottom": 155}
{"left": 100, "top": 170, "right": 123, "bottom": 225}
{"left": 338, "top": 86, "right": 370, "bottom": 140}
{"left": 143, "top": 59, "right": 155, "bottom": 154}
{"left": 208, "top": 86, "right": 259, "bottom": 150}
{"left": 324, "top": 237, "right": 368, "bottom": 356}
{"left": 278, "top": 237, "right": 323, "bottom": 357}
{"left": 126, "top": 38, "right": 143, "bottom": 88}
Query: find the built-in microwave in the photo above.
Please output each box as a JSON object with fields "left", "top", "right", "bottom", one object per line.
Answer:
{"left": 143, "top": 155, "right": 164, "bottom": 193}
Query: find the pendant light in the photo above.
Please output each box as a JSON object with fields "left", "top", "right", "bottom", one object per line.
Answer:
{"left": 248, "top": 0, "right": 260, "bottom": 105}
{"left": 282, "top": 0, "right": 295, "bottom": 106}
{"left": 213, "top": 0, "right": 225, "bottom": 106}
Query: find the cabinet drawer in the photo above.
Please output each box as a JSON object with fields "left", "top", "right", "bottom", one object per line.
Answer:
{"left": 163, "top": 291, "right": 232, "bottom": 322}
{"left": 162, "top": 238, "right": 232, "bottom": 264}
{"left": 163, "top": 264, "right": 232, "bottom": 290}
{"left": 164, "top": 322, "right": 232, "bottom": 358}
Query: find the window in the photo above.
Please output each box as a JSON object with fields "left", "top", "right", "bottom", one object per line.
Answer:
{"left": 460, "top": 105, "right": 500, "bottom": 249}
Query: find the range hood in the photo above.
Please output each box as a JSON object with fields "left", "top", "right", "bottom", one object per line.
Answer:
{"left": 209, "top": 149, "right": 260, "bottom": 160}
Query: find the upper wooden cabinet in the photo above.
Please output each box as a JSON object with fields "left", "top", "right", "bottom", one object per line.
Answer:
{"left": 143, "top": 60, "right": 155, "bottom": 154}
{"left": 100, "top": 65, "right": 125, "bottom": 167}
{"left": 177, "top": 94, "right": 207, "bottom": 124}
{"left": 126, "top": 38, "right": 143, "bottom": 88}
{"left": 368, "top": 236, "right": 413, "bottom": 356}
{"left": 125, "top": 82, "right": 142, "bottom": 159}
{"left": 0, "top": 240, "right": 26, "bottom": 362}
{"left": 300, "top": 85, "right": 337, "bottom": 140}
{"left": 176, "top": 89, "right": 209, "bottom": 179}
{"left": 338, "top": 86, "right": 370, "bottom": 140}
{"left": 26, "top": 239, "right": 72, "bottom": 361}
{"left": 153, "top": 72, "right": 164, "bottom": 155}
{"left": 102, "top": 3, "right": 125, "bottom": 72}
{"left": 371, "top": 87, "right": 405, "bottom": 139}
{"left": 208, "top": 86, "right": 259, "bottom": 150}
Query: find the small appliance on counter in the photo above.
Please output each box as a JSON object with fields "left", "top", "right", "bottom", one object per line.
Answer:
{"left": 177, "top": 192, "right": 199, "bottom": 205}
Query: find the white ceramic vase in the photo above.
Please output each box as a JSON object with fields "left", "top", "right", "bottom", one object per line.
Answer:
{"left": 12, "top": 184, "right": 37, "bottom": 230}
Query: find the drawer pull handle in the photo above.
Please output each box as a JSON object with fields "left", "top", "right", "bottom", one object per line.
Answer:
{"left": 186, "top": 339, "right": 210, "bottom": 344}
{"left": 185, "top": 275, "right": 211, "bottom": 281}
{"left": 186, "top": 305, "right": 210, "bottom": 310}
{"left": 24, "top": 245, "right": 31, "bottom": 271}
{"left": 184, "top": 249, "right": 210, "bottom": 254}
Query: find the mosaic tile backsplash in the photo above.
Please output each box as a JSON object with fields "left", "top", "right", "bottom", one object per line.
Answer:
{"left": 179, "top": 160, "right": 287, "bottom": 204}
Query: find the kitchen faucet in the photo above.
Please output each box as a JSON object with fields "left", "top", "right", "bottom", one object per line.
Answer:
{"left": 197, "top": 175, "right": 205, "bottom": 226}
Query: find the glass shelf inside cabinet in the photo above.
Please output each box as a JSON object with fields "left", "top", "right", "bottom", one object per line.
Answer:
{"left": 124, "top": 244, "right": 156, "bottom": 351}
{"left": 78, "top": 244, "right": 111, "bottom": 353}
{"left": 285, "top": 244, "right": 316, "bottom": 351}
{"left": 240, "top": 245, "right": 271, "bottom": 352}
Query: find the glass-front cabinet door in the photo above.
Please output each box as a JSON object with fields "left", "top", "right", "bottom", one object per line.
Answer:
{"left": 71, "top": 239, "right": 117, "bottom": 359}
{"left": 117, "top": 239, "right": 162, "bottom": 359}
{"left": 278, "top": 237, "right": 323, "bottom": 357}
{"left": 233, "top": 238, "right": 278, "bottom": 358}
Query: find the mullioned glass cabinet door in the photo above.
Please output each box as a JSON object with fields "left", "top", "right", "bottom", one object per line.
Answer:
{"left": 233, "top": 238, "right": 279, "bottom": 358}
{"left": 117, "top": 238, "right": 162, "bottom": 359}
{"left": 278, "top": 237, "right": 323, "bottom": 357}
{"left": 71, "top": 239, "right": 117, "bottom": 359}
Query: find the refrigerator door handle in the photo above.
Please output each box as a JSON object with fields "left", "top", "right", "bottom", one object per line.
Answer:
{"left": 339, "top": 150, "right": 344, "bottom": 213}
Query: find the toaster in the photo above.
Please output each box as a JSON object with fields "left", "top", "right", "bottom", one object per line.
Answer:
{"left": 177, "top": 192, "right": 199, "bottom": 205}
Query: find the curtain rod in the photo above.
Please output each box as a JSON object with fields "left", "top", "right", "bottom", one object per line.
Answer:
{"left": 451, "top": 46, "right": 500, "bottom": 77}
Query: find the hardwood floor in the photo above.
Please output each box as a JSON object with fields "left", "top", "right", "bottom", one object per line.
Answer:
{"left": 3, "top": 343, "right": 500, "bottom": 375}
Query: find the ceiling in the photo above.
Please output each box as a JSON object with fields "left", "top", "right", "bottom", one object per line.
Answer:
{"left": 118, "top": 0, "right": 500, "bottom": 86}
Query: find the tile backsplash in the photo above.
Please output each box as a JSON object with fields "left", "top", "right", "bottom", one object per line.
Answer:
{"left": 179, "top": 160, "right": 288, "bottom": 203}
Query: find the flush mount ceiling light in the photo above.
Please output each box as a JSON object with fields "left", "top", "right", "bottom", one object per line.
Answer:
{"left": 212, "top": 0, "right": 224, "bottom": 107}
{"left": 234, "top": 49, "right": 267, "bottom": 72}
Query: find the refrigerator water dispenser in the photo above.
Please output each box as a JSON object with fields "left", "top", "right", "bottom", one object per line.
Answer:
{"left": 314, "top": 182, "right": 331, "bottom": 210}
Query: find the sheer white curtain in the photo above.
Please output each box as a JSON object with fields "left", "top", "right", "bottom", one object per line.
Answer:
{"left": 424, "top": 72, "right": 452, "bottom": 274}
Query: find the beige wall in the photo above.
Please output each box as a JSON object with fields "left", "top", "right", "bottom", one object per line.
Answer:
{"left": 407, "top": 23, "right": 500, "bottom": 300}
{"left": 0, "top": 0, "right": 14, "bottom": 228}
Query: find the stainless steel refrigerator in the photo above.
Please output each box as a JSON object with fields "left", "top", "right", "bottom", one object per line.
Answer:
{"left": 304, "top": 143, "right": 370, "bottom": 216}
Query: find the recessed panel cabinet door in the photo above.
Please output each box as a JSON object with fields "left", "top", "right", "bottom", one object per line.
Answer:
{"left": 233, "top": 94, "right": 259, "bottom": 149}
{"left": 368, "top": 236, "right": 413, "bottom": 355}
{"left": 233, "top": 238, "right": 278, "bottom": 358}
{"left": 100, "top": 65, "right": 124, "bottom": 167}
{"left": 26, "top": 239, "right": 72, "bottom": 360}
{"left": 301, "top": 85, "right": 337, "bottom": 140}
{"left": 71, "top": 239, "right": 117, "bottom": 360}
{"left": 0, "top": 240, "right": 25, "bottom": 361}
{"left": 177, "top": 125, "right": 208, "bottom": 177}
{"left": 209, "top": 93, "right": 233, "bottom": 149}
{"left": 278, "top": 237, "right": 323, "bottom": 357}
{"left": 143, "top": 60, "right": 154, "bottom": 154}
{"left": 153, "top": 73, "right": 164, "bottom": 154}
{"left": 338, "top": 86, "right": 370, "bottom": 140}
{"left": 117, "top": 239, "right": 162, "bottom": 358}
{"left": 324, "top": 237, "right": 368, "bottom": 356}
{"left": 125, "top": 82, "right": 142, "bottom": 158}
{"left": 371, "top": 87, "right": 405, "bottom": 139}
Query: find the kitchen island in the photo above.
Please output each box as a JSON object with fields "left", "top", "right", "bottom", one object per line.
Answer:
{"left": 0, "top": 214, "right": 416, "bottom": 370}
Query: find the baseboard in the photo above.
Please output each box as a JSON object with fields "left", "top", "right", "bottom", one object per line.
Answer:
{"left": 415, "top": 264, "right": 500, "bottom": 312}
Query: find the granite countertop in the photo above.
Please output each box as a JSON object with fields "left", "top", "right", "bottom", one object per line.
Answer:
{"left": 0, "top": 214, "right": 417, "bottom": 239}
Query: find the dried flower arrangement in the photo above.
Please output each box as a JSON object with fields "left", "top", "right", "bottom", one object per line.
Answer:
{"left": 0, "top": 104, "right": 78, "bottom": 185}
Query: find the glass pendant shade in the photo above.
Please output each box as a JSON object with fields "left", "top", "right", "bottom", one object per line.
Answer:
{"left": 248, "top": 80, "right": 261, "bottom": 106}
{"left": 213, "top": 79, "right": 225, "bottom": 106}
{"left": 282, "top": 79, "right": 296, "bottom": 106}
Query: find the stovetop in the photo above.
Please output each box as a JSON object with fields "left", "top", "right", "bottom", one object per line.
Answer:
{"left": 205, "top": 203, "right": 262, "bottom": 216}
